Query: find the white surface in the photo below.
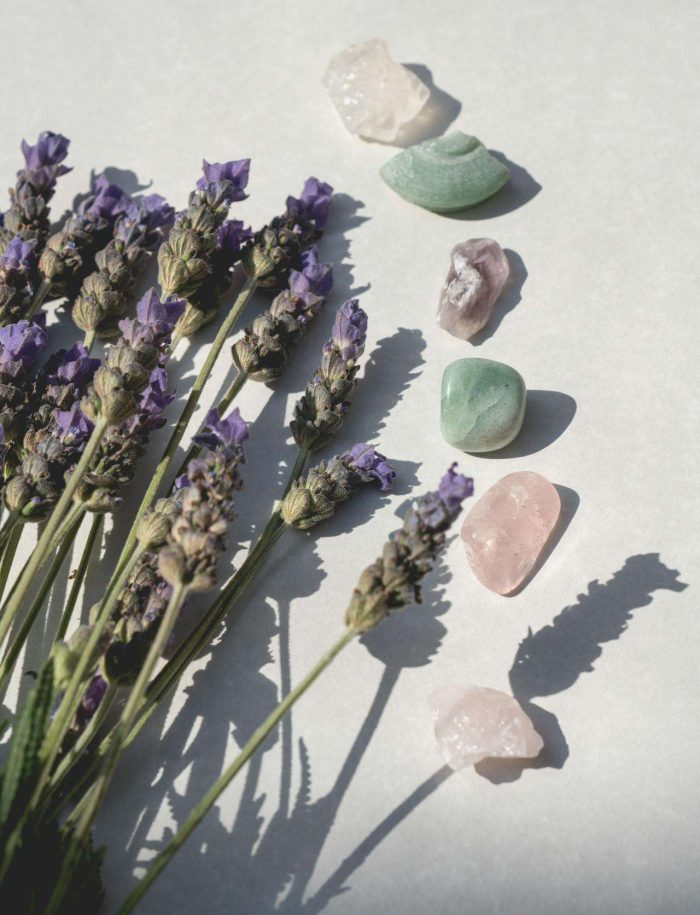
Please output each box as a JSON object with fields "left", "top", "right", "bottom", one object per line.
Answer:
{"left": 2, "top": 1, "right": 699, "bottom": 913}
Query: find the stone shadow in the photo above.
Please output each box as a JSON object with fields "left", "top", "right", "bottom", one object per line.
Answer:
{"left": 446, "top": 152, "right": 541, "bottom": 220}
{"left": 476, "top": 553, "right": 688, "bottom": 782}
{"left": 393, "top": 64, "right": 462, "bottom": 147}
{"left": 468, "top": 390, "right": 577, "bottom": 460}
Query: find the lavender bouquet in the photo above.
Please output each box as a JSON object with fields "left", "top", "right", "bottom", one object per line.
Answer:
{"left": 0, "top": 132, "right": 473, "bottom": 914}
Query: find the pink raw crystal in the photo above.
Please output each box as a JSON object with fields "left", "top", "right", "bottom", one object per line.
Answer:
{"left": 429, "top": 685, "right": 543, "bottom": 770}
{"left": 437, "top": 238, "right": 510, "bottom": 340}
{"left": 461, "top": 471, "right": 561, "bottom": 595}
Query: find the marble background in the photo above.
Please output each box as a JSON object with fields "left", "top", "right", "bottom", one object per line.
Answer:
{"left": 1, "top": 0, "right": 698, "bottom": 912}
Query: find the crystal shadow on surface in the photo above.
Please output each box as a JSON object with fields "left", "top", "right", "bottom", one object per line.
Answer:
{"left": 469, "top": 248, "right": 528, "bottom": 346}
{"left": 445, "top": 151, "right": 541, "bottom": 220}
{"left": 392, "top": 64, "right": 462, "bottom": 148}
{"left": 469, "top": 390, "right": 577, "bottom": 460}
{"left": 476, "top": 553, "right": 689, "bottom": 783}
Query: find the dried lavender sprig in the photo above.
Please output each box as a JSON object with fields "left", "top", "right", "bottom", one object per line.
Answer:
{"left": 0, "top": 318, "right": 49, "bottom": 450}
{"left": 290, "top": 297, "right": 368, "bottom": 454}
{"left": 158, "top": 159, "right": 250, "bottom": 337}
{"left": 36, "top": 174, "right": 130, "bottom": 307}
{"left": 232, "top": 245, "right": 333, "bottom": 383}
{"left": 0, "top": 237, "right": 37, "bottom": 325}
{"left": 72, "top": 194, "right": 175, "bottom": 342}
{"left": 116, "top": 466, "right": 473, "bottom": 915}
{"left": 0, "top": 131, "right": 71, "bottom": 251}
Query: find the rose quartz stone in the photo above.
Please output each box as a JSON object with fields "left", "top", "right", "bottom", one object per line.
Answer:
{"left": 461, "top": 471, "right": 561, "bottom": 595}
{"left": 429, "top": 684, "right": 543, "bottom": 770}
{"left": 437, "top": 238, "right": 510, "bottom": 340}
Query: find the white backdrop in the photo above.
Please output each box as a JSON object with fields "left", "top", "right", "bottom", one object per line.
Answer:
{"left": 1, "top": 1, "right": 698, "bottom": 912}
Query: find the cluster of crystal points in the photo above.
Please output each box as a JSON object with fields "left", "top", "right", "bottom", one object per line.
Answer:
{"left": 437, "top": 238, "right": 510, "bottom": 340}
{"left": 429, "top": 685, "right": 543, "bottom": 770}
{"left": 323, "top": 38, "right": 430, "bottom": 143}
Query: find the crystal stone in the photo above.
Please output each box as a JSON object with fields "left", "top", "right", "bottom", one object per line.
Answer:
{"left": 440, "top": 357, "right": 526, "bottom": 452}
{"left": 323, "top": 39, "right": 430, "bottom": 143}
{"left": 438, "top": 239, "right": 510, "bottom": 340}
{"left": 429, "top": 684, "right": 543, "bottom": 770}
{"left": 461, "top": 471, "right": 561, "bottom": 595}
{"left": 379, "top": 131, "right": 511, "bottom": 212}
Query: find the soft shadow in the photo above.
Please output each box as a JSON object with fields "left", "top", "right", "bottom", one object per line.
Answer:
{"left": 446, "top": 151, "right": 541, "bottom": 220}
{"left": 471, "top": 390, "right": 577, "bottom": 460}
{"left": 469, "top": 249, "right": 527, "bottom": 345}
{"left": 477, "top": 553, "right": 688, "bottom": 783}
{"left": 99, "top": 167, "right": 153, "bottom": 195}
{"left": 392, "top": 64, "right": 461, "bottom": 147}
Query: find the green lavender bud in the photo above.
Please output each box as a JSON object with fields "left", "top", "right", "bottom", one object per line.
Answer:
{"left": 158, "top": 544, "right": 187, "bottom": 587}
{"left": 137, "top": 508, "right": 173, "bottom": 549}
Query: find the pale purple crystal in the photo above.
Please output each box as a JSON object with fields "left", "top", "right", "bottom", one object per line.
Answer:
{"left": 437, "top": 238, "right": 510, "bottom": 341}
{"left": 428, "top": 684, "right": 543, "bottom": 770}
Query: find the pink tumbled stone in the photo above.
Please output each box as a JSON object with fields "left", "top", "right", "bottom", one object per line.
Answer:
{"left": 461, "top": 471, "right": 561, "bottom": 595}
{"left": 429, "top": 685, "right": 543, "bottom": 770}
{"left": 437, "top": 238, "right": 510, "bottom": 341}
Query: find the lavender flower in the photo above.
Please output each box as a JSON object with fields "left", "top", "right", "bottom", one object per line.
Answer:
{"left": 290, "top": 299, "right": 368, "bottom": 452}
{"left": 39, "top": 174, "right": 130, "bottom": 297}
{"left": 193, "top": 406, "right": 249, "bottom": 458}
{"left": 78, "top": 366, "right": 176, "bottom": 513}
{"left": 196, "top": 159, "right": 251, "bottom": 203}
{"left": 242, "top": 178, "right": 333, "bottom": 290}
{"left": 20, "top": 131, "right": 71, "bottom": 193}
{"left": 0, "top": 237, "right": 37, "bottom": 324}
{"left": 73, "top": 193, "right": 176, "bottom": 339}
{"left": 344, "top": 466, "right": 474, "bottom": 634}
{"left": 0, "top": 320, "right": 48, "bottom": 375}
{"left": 286, "top": 177, "right": 334, "bottom": 235}
{"left": 158, "top": 158, "right": 251, "bottom": 303}
{"left": 55, "top": 403, "right": 94, "bottom": 444}
{"left": 0, "top": 131, "right": 71, "bottom": 249}
{"left": 280, "top": 444, "right": 395, "bottom": 530}
{"left": 174, "top": 218, "right": 253, "bottom": 338}
{"left": 232, "top": 247, "right": 333, "bottom": 382}
{"left": 81, "top": 288, "right": 184, "bottom": 427}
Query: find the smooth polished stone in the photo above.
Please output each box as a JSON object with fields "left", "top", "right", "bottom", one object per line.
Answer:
{"left": 429, "top": 684, "right": 543, "bottom": 770}
{"left": 379, "top": 131, "right": 510, "bottom": 212}
{"left": 437, "top": 239, "right": 510, "bottom": 340}
{"left": 440, "top": 358, "right": 526, "bottom": 452}
{"left": 323, "top": 39, "right": 429, "bottom": 143}
{"left": 461, "top": 471, "right": 561, "bottom": 595}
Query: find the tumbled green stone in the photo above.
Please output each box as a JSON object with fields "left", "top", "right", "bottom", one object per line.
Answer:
{"left": 379, "top": 131, "right": 510, "bottom": 213}
{"left": 440, "top": 358, "right": 526, "bottom": 452}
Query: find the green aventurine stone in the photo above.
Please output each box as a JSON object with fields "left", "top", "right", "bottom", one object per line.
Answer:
{"left": 441, "top": 358, "right": 526, "bottom": 452}
{"left": 379, "top": 131, "right": 510, "bottom": 213}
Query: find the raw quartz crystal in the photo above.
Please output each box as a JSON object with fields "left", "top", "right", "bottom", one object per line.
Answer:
{"left": 323, "top": 39, "right": 430, "bottom": 143}
{"left": 429, "top": 684, "right": 543, "bottom": 770}
{"left": 461, "top": 471, "right": 561, "bottom": 595}
{"left": 438, "top": 238, "right": 510, "bottom": 340}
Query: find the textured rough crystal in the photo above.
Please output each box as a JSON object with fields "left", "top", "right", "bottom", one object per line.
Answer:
{"left": 323, "top": 39, "right": 429, "bottom": 143}
{"left": 429, "top": 685, "right": 543, "bottom": 770}
{"left": 438, "top": 239, "right": 510, "bottom": 340}
{"left": 461, "top": 471, "right": 561, "bottom": 595}
{"left": 441, "top": 358, "right": 526, "bottom": 452}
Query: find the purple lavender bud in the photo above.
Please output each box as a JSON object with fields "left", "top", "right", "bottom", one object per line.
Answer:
{"left": 55, "top": 402, "right": 94, "bottom": 443}
{"left": 127, "top": 367, "right": 176, "bottom": 432}
{"left": 135, "top": 288, "right": 187, "bottom": 330}
{"left": 217, "top": 219, "right": 253, "bottom": 253}
{"left": 299, "top": 245, "right": 334, "bottom": 298}
{"left": 0, "top": 237, "right": 36, "bottom": 276}
{"left": 19, "top": 131, "right": 71, "bottom": 192}
{"left": 286, "top": 177, "right": 334, "bottom": 232}
{"left": 0, "top": 320, "right": 48, "bottom": 368}
{"left": 343, "top": 443, "right": 396, "bottom": 492}
{"left": 331, "top": 299, "right": 368, "bottom": 361}
{"left": 81, "top": 672, "right": 108, "bottom": 717}
{"left": 115, "top": 193, "right": 175, "bottom": 249}
{"left": 193, "top": 406, "right": 249, "bottom": 455}
{"left": 196, "top": 159, "right": 251, "bottom": 203}
{"left": 417, "top": 464, "right": 474, "bottom": 532}
{"left": 48, "top": 342, "right": 101, "bottom": 388}
{"left": 83, "top": 174, "right": 130, "bottom": 221}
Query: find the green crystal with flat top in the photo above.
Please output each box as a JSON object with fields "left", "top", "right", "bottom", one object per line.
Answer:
{"left": 380, "top": 131, "right": 510, "bottom": 213}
